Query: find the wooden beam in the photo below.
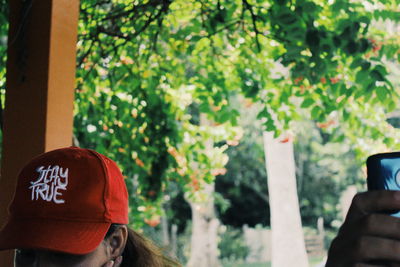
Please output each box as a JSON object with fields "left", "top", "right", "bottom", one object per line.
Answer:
{"left": 0, "top": 0, "right": 79, "bottom": 265}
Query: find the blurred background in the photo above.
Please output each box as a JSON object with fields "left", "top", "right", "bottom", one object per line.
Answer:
{"left": 1, "top": 0, "right": 400, "bottom": 266}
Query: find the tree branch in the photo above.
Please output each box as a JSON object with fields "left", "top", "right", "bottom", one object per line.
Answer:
{"left": 242, "top": 0, "right": 261, "bottom": 52}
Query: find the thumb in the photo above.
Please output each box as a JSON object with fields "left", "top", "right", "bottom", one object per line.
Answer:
{"left": 103, "top": 260, "right": 115, "bottom": 267}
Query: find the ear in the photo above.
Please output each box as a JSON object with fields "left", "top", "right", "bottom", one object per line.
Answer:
{"left": 104, "top": 225, "right": 128, "bottom": 259}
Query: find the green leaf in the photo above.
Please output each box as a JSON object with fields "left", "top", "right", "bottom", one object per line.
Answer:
{"left": 278, "top": 12, "right": 297, "bottom": 25}
{"left": 361, "top": 61, "right": 371, "bottom": 70}
{"left": 342, "top": 110, "right": 350, "bottom": 121}
{"left": 370, "top": 69, "right": 385, "bottom": 81}
{"left": 356, "top": 70, "right": 368, "bottom": 84}
{"left": 199, "top": 102, "right": 211, "bottom": 113}
{"left": 301, "top": 98, "right": 314, "bottom": 108}
{"left": 257, "top": 108, "right": 269, "bottom": 120}
{"left": 374, "top": 65, "right": 388, "bottom": 76}
{"left": 350, "top": 58, "right": 363, "bottom": 69}
{"left": 311, "top": 106, "right": 320, "bottom": 119}
{"left": 375, "top": 86, "right": 387, "bottom": 102}
{"left": 219, "top": 111, "right": 231, "bottom": 123}
{"left": 303, "top": 2, "right": 317, "bottom": 13}
{"left": 388, "top": 100, "right": 397, "bottom": 112}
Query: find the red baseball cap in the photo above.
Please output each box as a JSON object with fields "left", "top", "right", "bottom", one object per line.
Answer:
{"left": 0, "top": 146, "right": 129, "bottom": 254}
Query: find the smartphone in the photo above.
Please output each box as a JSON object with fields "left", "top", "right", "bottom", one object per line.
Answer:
{"left": 367, "top": 152, "right": 400, "bottom": 217}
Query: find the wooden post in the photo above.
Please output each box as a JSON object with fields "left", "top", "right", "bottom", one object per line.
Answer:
{"left": 0, "top": 0, "right": 79, "bottom": 265}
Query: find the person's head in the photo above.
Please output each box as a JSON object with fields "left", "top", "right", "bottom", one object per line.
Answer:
{"left": 14, "top": 224, "right": 128, "bottom": 266}
{"left": 0, "top": 147, "right": 179, "bottom": 267}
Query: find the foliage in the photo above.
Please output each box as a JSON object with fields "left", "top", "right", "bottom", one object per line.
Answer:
{"left": 216, "top": 102, "right": 270, "bottom": 227}
{"left": 217, "top": 104, "right": 365, "bottom": 229}
{"left": 0, "top": 0, "right": 7, "bottom": 130}
{"left": 218, "top": 225, "right": 249, "bottom": 263}
{"left": 75, "top": 0, "right": 248, "bottom": 226}
{"left": 294, "top": 120, "right": 364, "bottom": 228}
{"left": 171, "top": 222, "right": 250, "bottom": 264}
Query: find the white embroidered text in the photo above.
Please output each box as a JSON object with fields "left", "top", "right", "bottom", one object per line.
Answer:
{"left": 29, "top": 165, "right": 69, "bottom": 204}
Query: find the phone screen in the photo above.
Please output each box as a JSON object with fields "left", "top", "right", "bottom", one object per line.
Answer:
{"left": 367, "top": 152, "right": 400, "bottom": 217}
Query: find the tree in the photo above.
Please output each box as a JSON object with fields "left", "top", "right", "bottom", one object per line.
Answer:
{"left": 216, "top": 101, "right": 270, "bottom": 228}
{"left": 294, "top": 120, "right": 363, "bottom": 228}
{"left": 70, "top": 0, "right": 400, "bottom": 218}
{"left": 263, "top": 131, "right": 309, "bottom": 267}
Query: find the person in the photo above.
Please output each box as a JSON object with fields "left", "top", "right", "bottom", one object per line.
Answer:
{"left": 326, "top": 190, "right": 400, "bottom": 266}
{"left": 0, "top": 146, "right": 181, "bottom": 267}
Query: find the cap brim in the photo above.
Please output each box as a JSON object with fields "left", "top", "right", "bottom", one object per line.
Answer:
{"left": 0, "top": 217, "right": 111, "bottom": 255}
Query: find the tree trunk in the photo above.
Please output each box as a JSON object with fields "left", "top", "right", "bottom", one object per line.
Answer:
{"left": 171, "top": 224, "right": 178, "bottom": 257}
{"left": 263, "top": 132, "right": 309, "bottom": 267}
{"left": 187, "top": 113, "right": 221, "bottom": 267}
{"left": 187, "top": 182, "right": 220, "bottom": 267}
{"left": 161, "top": 214, "right": 170, "bottom": 247}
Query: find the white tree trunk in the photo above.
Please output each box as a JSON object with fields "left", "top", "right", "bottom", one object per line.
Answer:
{"left": 263, "top": 132, "right": 309, "bottom": 267}
{"left": 187, "top": 182, "right": 220, "bottom": 267}
{"left": 171, "top": 224, "right": 178, "bottom": 257}
{"left": 187, "top": 114, "right": 220, "bottom": 267}
{"left": 161, "top": 214, "right": 170, "bottom": 247}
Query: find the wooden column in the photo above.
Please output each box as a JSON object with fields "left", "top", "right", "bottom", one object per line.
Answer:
{"left": 0, "top": 0, "right": 79, "bottom": 265}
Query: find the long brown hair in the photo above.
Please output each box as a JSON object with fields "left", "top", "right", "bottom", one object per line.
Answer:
{"left": 106, "top": 224, "right": 181, "bottom": 267}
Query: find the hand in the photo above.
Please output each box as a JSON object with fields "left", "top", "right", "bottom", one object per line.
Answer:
{"left": 103, "top": 256, "right": 123, "bottom": 267}
{"left": 326, "top": 190, "right": 400, "bottom": 267}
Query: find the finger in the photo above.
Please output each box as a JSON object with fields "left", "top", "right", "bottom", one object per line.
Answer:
{"left": 358, "top": 213, "right": 400, "bottom": 240}
{"left": 103, "top": 260, "right": 114, "bottom": 267}
{"left": 346, "top": 191, "right": 400, "bottom": 222}
{"left": 354, "top": 264, "right": 386, "bottom": 267}
{"left": 353, "top": 235, "right": 400, "bottom": 263}
{"left": 361, "top": 261, "right": 400, "bottom": 267}
{"left": 113, "top": 256, "right": 123, "bottom": 267}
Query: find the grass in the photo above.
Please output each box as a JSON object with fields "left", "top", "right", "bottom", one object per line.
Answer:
{"left": 222, "top": 262, "right": 270, "bottom": 267}
{"left": 222, "top": 255, "right": 325, "bottom": 267}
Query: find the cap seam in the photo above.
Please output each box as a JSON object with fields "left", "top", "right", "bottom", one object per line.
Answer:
{"left": 86, "top": 149, "right": 110, "bottom": 221}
